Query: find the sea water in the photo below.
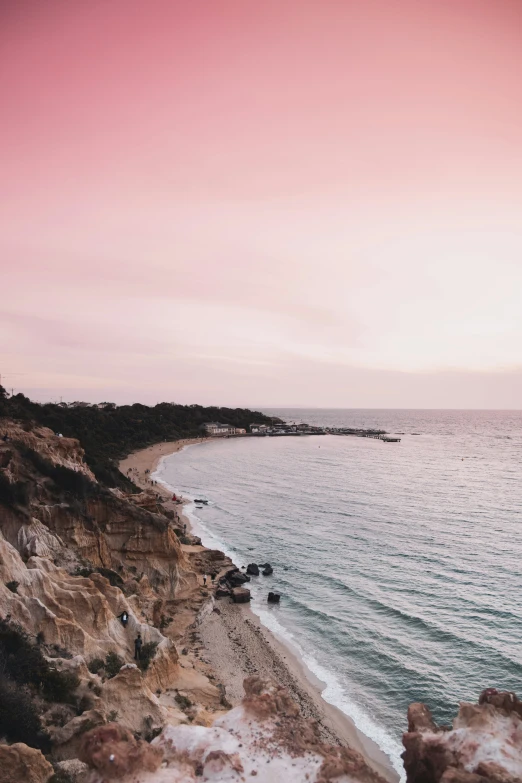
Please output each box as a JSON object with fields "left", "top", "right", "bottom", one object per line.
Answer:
{"left": 154, "top": 409, "right": 522, "bottom": 779}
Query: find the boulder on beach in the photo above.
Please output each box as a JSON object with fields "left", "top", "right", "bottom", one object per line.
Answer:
{"left": 262, "top": 564, "right": 273, "bottom": 576}
{"left": 229, "top": 571, "right": 250, "bottom": 587}
{"left": 231, "top": 587, "right": 251, "bottom": 603}
{"left": 246, "top": 563, "right": 260, "bottom": 576}
{"left": 215, "top": 586, "right": 231, "bottom": 599}
{"left": 267, "top": 592, "right": 280, "bottom": 604}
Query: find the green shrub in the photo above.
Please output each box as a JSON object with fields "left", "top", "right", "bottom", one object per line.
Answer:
{"left": 0, "top": 618, "right": 78, "bottom": 703}
{"left": 159, "top": 615, "right": 173, "bottom": 630}
{"left": 17, "top": 446, "right": 99, "bottom": 500}
{"left": 75, "top": 567, "right": 94, "bottom": 579}
{"left": 138, "top": 641, "right": 159, "bottom": 672}
{"left": 96, "top": 567, "right": 124, "bottom": 587}
{"left": 0, "top": 472, "right": 31, "bottom": 506}
{"left": 0, "top": 675, "right": 49, "bottom": 749}
{"left": 49, "top": 771, "right": 74, "bottom": 783}
{"left": 105, "top": 651, "right": 124, "bottom": 679}
{"left": 47, "top": 642, "right": 73, "bottom": 659}
{"left": 6, "top": 580, "right": 19, "bottom": 593}
{"left": 175, "top": 692, "right": 192, "bottom": 710}
{"left": 88, "top": 657, "right": 104, "bottom": 674}
{"left": 42, "top": 669, "right": 80, "bottom": 704}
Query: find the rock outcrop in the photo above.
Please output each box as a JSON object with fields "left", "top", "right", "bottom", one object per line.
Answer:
{"left": 79, "top": 676, "right": 388, "bottom": 783}
{"left": 0, "top": 743, "right": 54, "bottom": 783}
{"left": 231, "top": 586, "right": 251, "bottom": 603}
{"left": 402, "top": 688, "right": 522, "bottom": 783}
{"left": 0, "top": 423, "right": 190, "bottom": 598}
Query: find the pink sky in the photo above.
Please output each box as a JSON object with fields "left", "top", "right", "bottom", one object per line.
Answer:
{"left": 2, "top": 0, "right": 522, "bottom": 407}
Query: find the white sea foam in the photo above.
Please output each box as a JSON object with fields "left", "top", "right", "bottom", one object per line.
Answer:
{"left": 251, "top": 598, "right": 405, "bottom": 781}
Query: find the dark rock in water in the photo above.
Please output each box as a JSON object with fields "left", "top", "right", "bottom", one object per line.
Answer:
{"left": 229, "top": 571, "right": 250, "bottom": 586}
{"left": 267, "top": 592, "right": 280, "bottom": 604}
{"left": 231, "top": 587, "right": 251, "bottom": 603}
{"left": 246, "top": 563, "right": 260, "bottom": 576}
{"left": 262, "top": 564, "right": 273, "bottom": 576}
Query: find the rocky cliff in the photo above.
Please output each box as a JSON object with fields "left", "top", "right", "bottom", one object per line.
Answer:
{"left": 0, "top": 422, "right": 223, "bottom": 773}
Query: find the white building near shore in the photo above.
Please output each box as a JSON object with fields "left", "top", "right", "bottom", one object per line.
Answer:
{"left": 202, "top": 422, "right": 244, "bottom": 436}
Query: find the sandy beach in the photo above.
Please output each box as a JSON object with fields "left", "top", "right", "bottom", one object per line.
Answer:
{"left": 120, "top": 440, "right": 399, "bottom": 783}
{"left": 119, "top": 438, "right": 207, "bottom": 496}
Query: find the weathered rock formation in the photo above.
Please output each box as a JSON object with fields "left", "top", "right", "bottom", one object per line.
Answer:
{"left": 402, "top": 688, "right": 522, "bottom": 783}
{"left": 231, "top": 586, "right": 251, "bottom": 603}
{"left": 0, "top": 423, "right": 192, "bottom": 598}
{"left": 79, "top": 676, "right": 388, "bottom": 783}
{"left": 0, "top": 422, "right": 221, "bottom": 758}
{"left": 0, "top": 743, "right": 54, "bottom": 783}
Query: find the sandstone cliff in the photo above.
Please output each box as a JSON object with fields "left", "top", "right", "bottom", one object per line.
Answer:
{"left": 0, "top": 422, "right": 221, "bottom": 768}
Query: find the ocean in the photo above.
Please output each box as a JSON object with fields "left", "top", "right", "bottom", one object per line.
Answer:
{"left": 153, "top": 409, "right": 522, "bottom": 779}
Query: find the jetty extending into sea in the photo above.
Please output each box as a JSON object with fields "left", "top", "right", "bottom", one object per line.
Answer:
{"left": 247, "top": 423, "right": 401, "bottom": 442}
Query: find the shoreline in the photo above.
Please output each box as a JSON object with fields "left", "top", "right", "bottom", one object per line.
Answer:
{"left": 120, "top": 439, "right": 400, "bottom": 783}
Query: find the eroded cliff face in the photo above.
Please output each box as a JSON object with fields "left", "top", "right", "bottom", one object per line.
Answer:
{"left": 402, "top": 688, "right": 522, "bottom": 783}
{"left": 0, "top": 422, "right": 216, "bottom": 755}
{"left": 0, "top": 422, "right": 192, "bottom": 597}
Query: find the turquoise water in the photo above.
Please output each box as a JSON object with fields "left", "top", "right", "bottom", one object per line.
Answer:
{"left": 154, "top": 410, "right": 522, "bottom": 779}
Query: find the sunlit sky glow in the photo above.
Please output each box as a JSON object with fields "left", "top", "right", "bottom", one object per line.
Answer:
{"left": 2, "top": 0, "right": 522, "bottom": 407}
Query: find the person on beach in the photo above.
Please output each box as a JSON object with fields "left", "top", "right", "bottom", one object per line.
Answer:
{"left": 134, "top": 633, "right": 143, "bottom": 661}
{"left": 203, "top": 574, "right": 207, "bottom": 586}
{"left": 119, "top": 611, "right": 129, "bottom": 628}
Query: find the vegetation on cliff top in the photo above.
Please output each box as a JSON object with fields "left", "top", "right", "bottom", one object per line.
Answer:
{"left": 0, "top": 386, "right": 277, "bottom": 489}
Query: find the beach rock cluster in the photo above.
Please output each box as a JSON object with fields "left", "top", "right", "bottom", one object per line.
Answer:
{"left": 402, "top": 688, "right": 522, "bottom": 783}
{"left": 213, "top": 566, "right": 253, "bottom": 601}
{"left": 247, "top": 561, "right": 273, "bottom": 576}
